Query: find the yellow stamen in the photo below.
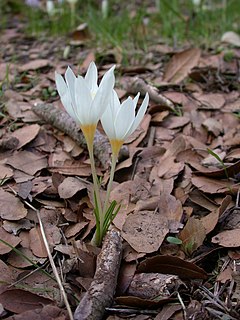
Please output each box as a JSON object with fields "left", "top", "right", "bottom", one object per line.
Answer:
{"left": 110, "top": 139, "right": 124, "bottom": 157}
{"left": 80, "top": 124, "right": 97, "bottom": 147}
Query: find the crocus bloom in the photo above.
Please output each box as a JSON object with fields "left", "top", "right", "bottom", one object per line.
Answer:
{"left": 101, "top": 90, "right": 149, "bottom": 156}
{"left": 55, "top": 62, "right": 115, "bottom": 145}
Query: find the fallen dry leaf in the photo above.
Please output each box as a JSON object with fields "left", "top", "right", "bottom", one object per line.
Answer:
{"left": 221, "top": 31, "right": 240, "bottom": 47}
{"left": 0, "top": 164, "right": 13, "bottom": 180}
{"left": 29, "top": 226, "right": 48, "bottom": 258}
{"left": 0, "top": 189, "right": 28, "bottom": 220}
{"left": 158, "top": 192, "right": 183, "bottom": 224}
{"left": 0, "top": 227, "right": 21, "bottom": 255}
{"left": 18, "top": 59, "right": 51, "bottom": 72}
{"left": 5, "top": 305, "right": 68, "bottom": 320}
{"left": 115, "top": 295, "right": 175, "bottom": 309}
{"left": 191, "top": 175, "right": 236, "bottom": 194}
{"left": 163, "top": 48, "right": 201, "bottom": 84}
{"left": 179, "top": 217, "right": 206, "bottom": 255}
{"left": 195, "top": 93, "right": 225, "bottom": 110}
{"left": 212, "top": 229, "right": 240, "bottom": 247}
{"left": 7, "top": 150, "right": 47, "bottom": 176}
{"left": 58, "top": 176, "right": 87, "bottom": 199}
{"left": 11, "top": 124, "right": 40, "bottom": 149}
{"left": 122, "top": 210, "right": 169, "bottom": 253}
{"left": 0, "top": 289, "right": 52, "bottom": 314}
{"left": 137, "top": 255, "right": 208, "bottom": 279}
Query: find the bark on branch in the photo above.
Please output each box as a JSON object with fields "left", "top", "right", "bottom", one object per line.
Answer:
{"left": 123, "top": 77, "right": 175, "bottom": 110}
{"left": 74, "top": 228, "right": 122, "bottom": 320}
{"left": 32, "top": 104, "right": 128, "bottom": 169}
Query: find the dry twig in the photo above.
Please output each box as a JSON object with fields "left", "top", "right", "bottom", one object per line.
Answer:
{"left": 74, "top": 228, "right": 122, "bottom": 320}
{"left": 122, "top": 77, "right": 175, "bottom": 110}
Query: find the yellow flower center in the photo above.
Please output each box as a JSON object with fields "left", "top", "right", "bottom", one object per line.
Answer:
{"left": 80, "top": 124, "right": 97, "bottom": 147}
{"left": 110, "top": 139, "right": 124, "bottom": 157}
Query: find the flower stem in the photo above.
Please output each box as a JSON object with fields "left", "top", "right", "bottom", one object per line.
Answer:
{"left": 103, "top": 152, "right": 118, "bottom": 216}
{"left": 87, "top": 143, "right": 104, "bottom": 246}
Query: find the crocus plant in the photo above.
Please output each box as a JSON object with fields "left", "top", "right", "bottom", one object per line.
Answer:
{"left": 55, "top": 62, "right": 149, "bottom": 246}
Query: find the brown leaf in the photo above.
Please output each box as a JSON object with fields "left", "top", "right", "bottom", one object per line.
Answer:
{"left": 29, "top": 226, "right": 47, "bottom": 258}
{"left": 0, "top": 259, "right": 17, "bottom": 284}
{"left": 200, "top": 195, "right": 232, "bottom": 234}
{"left": 117, "top": 262, "right": 137, "bottom": 295}
{"left": 202, "top": 118, "right": 223, "bottom": 136}
{"left": 18, "top": 59, "right": 51, "bottom": 72}
{"left": 178, "top": 217, "right": 206, "bottom": 255}
{"left": 115, "top": 295, "right": 176, "bottom": 308}
{"left": 122, "top": 210, "right": 169, "bottom": 253}
{"left": 163, "top": 48, "right": 201, "bottom": 84}
{"left": 212, "top": 229, "right": 240, "bottom": 247}
{"left": 158, "top": 193, "right": 183, "bottom": 223}
{"left": 155, "top": 304, "right": 182, "bottom": 320}
{"left": 189, "top": 190, "right": 218, "bottom": 212}
{"left": 64, "top": 221, "right": 89, "bottom": 238}
{"left": 0, "top": 289, "right": 52, "bottom": 313}
{"left": 7, "top": 150, "right": 47, "bottom": 175}
{"left": 0, "top": 189, "right": 28, "bottom": 220}
{"left": 5, "top": 305, "right": 67, "bottom": 320}
{"left": 0, "top": 227, "right": 21, "bottom": 254}
{"left": 191, "top": 176, "right": 236, "bottom": 194}
{"left": 11, "top": 124, "right": 40, "bottom": 149}
{"left": 162, "top": 115, "right": 190, "bottom": 129}
{"left": 195, "top": 93, "right": 225, "bottom": 110}
{"left": 137, "top": 255, "right": 208, "bottom": 279}
{"left": 0, "top": 164, "right": 13, "bottom": 180}
{"left": 58, "top": 176, "right": 87, "bottom": 199}
{"left": 158, "top": 156, "right": 185, "bottom": 179}
{"left": 7, "top": 247, "right": 41, "bottom": 268}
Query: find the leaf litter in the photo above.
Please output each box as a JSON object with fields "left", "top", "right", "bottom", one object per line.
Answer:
{"left": 0, "top": 6, "right": 240, "bottom": 320}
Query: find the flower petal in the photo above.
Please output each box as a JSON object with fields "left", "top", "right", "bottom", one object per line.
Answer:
{"left": 133, "top": 92, "right": 140, "bottom": 110}
{"left": 101, "top": 90, "right": 119, "bottom": 139}
{"left": 75, "top": 76, "right": 93, "bottom": 125}
{"left": 127, "top": 92, "right": 149, "bottom": 136}
{"left": 55, "top": 71, "right": 79, "bottom": 123}
{"left": 91, "top": 65, "right": 115, "bottom": 123}
{"left": 55, "top": 71, "right": 67, "bottom": 97}
{"left": 84, "top": 61, "right": 98, "bottom": 94}
{"left": 65, "top": 66, "right": 77, "bottom": 108}
{"left": 114, "top": 97, "right": 135, "bottom": 140}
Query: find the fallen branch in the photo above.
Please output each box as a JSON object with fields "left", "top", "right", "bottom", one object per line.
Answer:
{"left": 123, "top": 77, "right": 175, "bottom": 111}
{"left": 32, "top": 104, "right": 128, "bottom": 169}
{"left": 74, "top": 228, "right": 122, "bottom": 320}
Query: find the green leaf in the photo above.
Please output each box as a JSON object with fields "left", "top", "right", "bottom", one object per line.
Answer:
{"left": 166, "top": 236, "right": 182, "bottom": 245}
{"left": 207, "top": 148, "right": 229, "bottom": 179}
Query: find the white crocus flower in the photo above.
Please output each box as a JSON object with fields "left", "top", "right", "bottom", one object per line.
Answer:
{"left": 55, "top": 62, "right": 115, "bottom": 146}
{"left": 101, "top": 90, "right": 149, "bottom": 156}
{"left": 101, "top": 89, "right": 149, "bottom": 222}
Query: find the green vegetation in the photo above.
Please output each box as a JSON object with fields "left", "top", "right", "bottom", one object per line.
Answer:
{"left": 1, "top": 0, "right": 239, "bottom": 54}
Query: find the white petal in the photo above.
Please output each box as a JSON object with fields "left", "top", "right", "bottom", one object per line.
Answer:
{"left": 115, "top": 97, "right": 135, "bottom": 140}
{"left": 85, "top": 61, "right": 98, "bottom": 94}
{"left": 101, "top": 109, "right": 115, "bottom": 140}
{"left": 127, "top": 93, "right": 149, "bottom": 136}
{"left": 75, "top": 76, "right": 93, "bottom": 124}
{"left": 91, "top": 66, "right": 115, "bottom": 123}
{"left": 133, "top": 92, "right": 140, "bottom": 110}
{"left": 55, "top": 71, "right": 79, "bottom": 122}
{"left": 65, "top": 66, "right": 77, "bottom": 107}
{"left": 100, "top": 65, "right": 115, "bottom": 89}
{"left": 55, "top": 71, "right": 67, "bottom": 97}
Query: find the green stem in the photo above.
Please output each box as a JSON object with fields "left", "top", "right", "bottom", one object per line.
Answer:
{"left": 87, "top": 143, "right": 104, "bottom": 244}
{"left": 103, "top": 152, "right": 118, "bottom": 217}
